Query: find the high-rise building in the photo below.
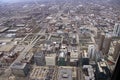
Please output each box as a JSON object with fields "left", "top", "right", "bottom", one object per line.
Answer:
{"left": 111, "top": 54, "right": 120, "bottom": 80}
{"left": 97, "top": 60, "right": 111, "bottom": 80}
{"left": 113, "top": 23, "right": 120, "bottom": 37}
{"left": 88, "top": 45, "right": 96, "bottom": 60}
{"left": 98, "top": 33, "right": 105, "bottom": 51}
{"left": 11, "top": 62, "right": 30, "bottom": 77}
{"left": 113, "top": 41, "right": 120, "bottom": 61}
{"left": 82, "top": 50, "right": 89, "bottom": 66}
{"left": 82, "top": 65, "right": 95, "bottom": 80}
{"left": 34, "top": 52, "right": 45, "bottom": 66}
{"left": 57, "top": 52, "right": 67, "bottom": 66}
{"left": 102, "top": 35, "right": 112, "bottom": 55}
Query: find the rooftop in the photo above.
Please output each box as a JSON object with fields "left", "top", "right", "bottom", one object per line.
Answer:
{"left": 11, "top": 62, "right": 27, "bottom": 69}
{"left": 30, "top": 66, "right": 56, "bottom": 80}
{"left": 58, "top": 67, "right": 73, "bottom": 80}
{"left": 57, "top": 66, "right": 77, "bottom": 80}
{"left": 0, "top": 44, "right": 14, "bottom": 52}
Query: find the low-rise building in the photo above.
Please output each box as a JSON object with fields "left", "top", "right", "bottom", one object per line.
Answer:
{"left": 30, "top": 66, "right": 57, "bottom": 80}
{"left": 45, "top": 54, "right": 56, "bottom": 66}
{"left": 11, "top": 62, "right": 30, "bottom": 77}
{"left": 57, "top": 66, "right": 77, "bottom": 80}
{"left": 83, "top": 65, "right": 95, "bottom": 80}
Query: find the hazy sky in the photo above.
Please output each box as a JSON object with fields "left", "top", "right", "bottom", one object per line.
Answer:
{"left": 0, "top": 0, "right": 33, "bottom": 3}
{"left": 1, "top": 0, "right": 120, "bottom": 3}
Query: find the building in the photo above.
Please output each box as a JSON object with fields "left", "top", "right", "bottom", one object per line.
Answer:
{"left": 0, "top": 44, "right": 15, "bottom": 52}
{"left": 102, "top": 35, "right": 112, "bottom": 55}
{"left": 70, "top": 34, "right": 78, "bottom": 46}
{"left": 30, "top": 66, "right": 57, "bottom": 80}
{"left": 34, "top": 52, "right": 45, "bottom": 66}
{"left": 111, "top": 54, "right": 120, "bottom": 80}
{"left": 113, "top": 40, "right": 120, "bottom": 61}
{"left": 113, "top": 23, "right": 120, "bottom": 37}
{"left": 43, "top": 40, "right": 53, "bottom": 53}
{"left": 98, "top": 34, "right": 112, "bottom": 55}
{"left": 88, "top": 45, "right": 96, "bottom": 60}
{"left": 98, "top": 33, "right": 105, "bottom": 51}
{"left": 82, "top": 50, "right": 89, "bottom": 66}
{"left": 45, "top": 54, "right": 56, "bottom": 66}
{"left": 11, "top": 62, "right": 30, "bottom": 76}
{"left": 57, "top": 66, "right": 77, "bottom": 80}
{"left": 22, "top": 53, "right": 34, "bottom": 64}
{"left": 82, "top": 65, "right": 95, "bottom": 80}
{"left": 57, "top": 52, "right": 67, "bottom": 66}
{"left": 69, "top": 48, "right": 79, "bottom": 66}
{"left": 96, "top": 60, "right": 111, "bottom": 80}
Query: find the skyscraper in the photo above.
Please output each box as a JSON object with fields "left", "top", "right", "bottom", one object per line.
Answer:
{"left": 102, "top": 35, "right": 112, "bottom": 55}
{"left": 111, "top": 54, "right": 120, "bottom": 80}
{"left": 88, "top": 45, "right": 96, "bottom": 60}
{"left": 113, "top": 23, "right": 120, "bottom": 37}
{"left": 99, "top": 33, "right": 105, "bottom": 51}
{"left": 113, "top": 41, "right": 120, "bottom": 61}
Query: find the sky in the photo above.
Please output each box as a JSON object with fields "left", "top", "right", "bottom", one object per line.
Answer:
{"left": 0, "top": 0, "right": 33, "bottom": 3}
{"left": 0, "top": 0, "right": 51, "bottom": 3}
{"left": 1, "top": 0, "right": 120, "bottom": 3}
{"left": 0, "top": 0, "right": 21, "bottom": 3}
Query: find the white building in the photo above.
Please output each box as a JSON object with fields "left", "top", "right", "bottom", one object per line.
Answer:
{"left": 113, "top": 23, "right": 120, "bottom": 37}
{"left": 83, "top": 65, "right": 95, "bottom": 80}
{"left": 88, "top": 45, "right": 96, "bottom": 60}
{"left": 45, "top": 54, "right": 56, "bottom": 66}
{"left": 70, "top": 49, "right": 79, "bottom": 62}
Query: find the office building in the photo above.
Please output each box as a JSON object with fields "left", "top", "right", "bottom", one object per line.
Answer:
{"left": 96, "top": 60, "right": 111, "bottom": 80}
{"left": 82, "top": 50, "right": 89, "bottom": 66}
{"left": 88, "top": 45, "right": 96, "bottom": 60}
{"left": 70, "top": 49, "right": 79, "bottom": 66}
{"left": 102, "top": 35, "right": 112, "bottom": 55}
{"left": 98, "top": 33, "right": 105, "bottom": 51}
{"left": 111, "top": 54, "right": 120, "bottom": 80}
{"left": 113, "top": 41, "right": 120, "bottom": 61}
{"left": 11, "top": 62, "right": 30, "bottom": 76}
{"left": 34, "top": 52, "right": 45, "bottom": 66}
{"left": 113, "top": 23, "right": 120, "bottom": 37}
{"left": 45, "top": 54, "right": 56, "bottom": 66}
{"left": 57, "top": 66, "right": 77, "bottom": 80}
{"left": 82, "top": 65, "right": 95, "bottom": 80}
{"left": 57, "top": 52, "right": 67, "bottom": 66}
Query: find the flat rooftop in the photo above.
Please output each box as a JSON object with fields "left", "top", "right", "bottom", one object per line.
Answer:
{"left": 0, "top": 44, "right": 14, "bottom": 52}
{"left": 57, "top": 66, "right": 76, "bottom": 80}
{"left": 30, "top": 66, "right": 56, "bottom": 80}
{"left": 11, "top": 62, "right": 27, "bottom": 70}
